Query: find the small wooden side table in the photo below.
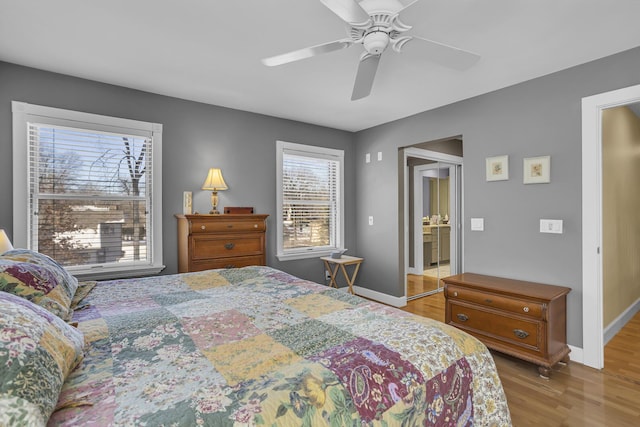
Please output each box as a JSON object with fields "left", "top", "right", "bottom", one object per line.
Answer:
{"left": 321, "top": 255, "right": 363, "bottom": 294}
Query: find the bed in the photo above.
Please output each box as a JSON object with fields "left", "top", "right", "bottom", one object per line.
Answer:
{"left": 1, "top": 252, "right": 511, "bottom": 426}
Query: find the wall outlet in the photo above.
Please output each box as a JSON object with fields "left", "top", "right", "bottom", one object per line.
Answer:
{"left": 325, "top": 270, "right": 331, "bottom": 280}
{"left": 365, "top": 153, "right": 371, "bottom": 163}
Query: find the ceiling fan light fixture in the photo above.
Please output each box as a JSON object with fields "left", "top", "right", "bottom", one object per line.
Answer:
{"left": 363, "top": 30, "right": 389, "bottom": 55}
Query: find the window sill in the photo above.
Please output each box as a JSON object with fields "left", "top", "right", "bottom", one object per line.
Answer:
{"left": 70, "top": 264, "right": 166, "bottom": 282}
{"left": 276, "top": 250, "right": 336, "bottom": 262}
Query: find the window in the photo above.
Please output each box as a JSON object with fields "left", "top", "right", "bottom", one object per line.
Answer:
{"left": 276, "top": 141, "right": 344, "bottom": 261}
{"left": 12, "top": 101, "right": 164, "bottom": 280}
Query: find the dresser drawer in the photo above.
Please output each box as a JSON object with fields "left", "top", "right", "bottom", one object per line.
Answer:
{"left": 191, "top": 235, "right": 263, "bottom": 259}
{"left": 446, "top": 284, "right": 544, "bottom": 319}
{"left": 442, "top": 273, "right": 570, "bottom": 378}
{"left": 190, "top": 219, "right": 266, "bottom": 233}
{"left": 449, "top": 302, "right": 541, "bottom": 350}
{"left": 191, "top": 255, "right": 265, "bottom": 271}
{"left": 177, "top": 214, "right": 269, "bottom": 274}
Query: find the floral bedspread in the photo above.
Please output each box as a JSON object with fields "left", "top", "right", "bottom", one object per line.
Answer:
{"left": 50, "top": 266, "right": 511, "bottom": 426}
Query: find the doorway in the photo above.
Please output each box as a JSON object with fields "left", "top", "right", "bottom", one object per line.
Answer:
{"left": 403, "top": 145, "right": 462, "bottom": 300}
{"left": 582, "top": 83, "right": 640, "bottom": 369}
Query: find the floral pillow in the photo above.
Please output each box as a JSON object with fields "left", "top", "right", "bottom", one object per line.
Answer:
{"left": 0, "top": 292, "right": 84, "bottom": 426}
{"left": 0, "top": 250, "right": 79, "bottom": 321}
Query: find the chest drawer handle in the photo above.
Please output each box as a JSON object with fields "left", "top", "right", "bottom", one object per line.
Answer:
{"left": 224, "top": 243, "right": 235, "bottom": 250}
{"left": 523, "top": 306, "right": 530, "bottom": 313}
{"left": 485, "top": 298, "right": 493, "bottom": 303}
{"left": 513, "top": 329, "right": 529, "bottom": 339}
{"left": 456, "top": 313, "right": 469, "bottom": 322}
{"left": 200, "top": 225, "right": 206, "bottom": 230}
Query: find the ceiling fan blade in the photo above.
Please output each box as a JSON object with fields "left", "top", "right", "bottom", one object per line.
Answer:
{"left": 351, "top": 54, "right": 381, "bottom": 101}
{"left": 397, "top": 0, "right": 420, "bottom": 12}
{"left": 405, "top": 36, "right": 480, "bottom": 70}
{"left": 262, "top": 39, "right": 353, "bottom": 67}
{"left": 320, "top": 0, "right": 370, "bottom": 27}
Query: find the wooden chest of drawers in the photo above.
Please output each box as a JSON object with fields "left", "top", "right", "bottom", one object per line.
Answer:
{"left": 176, "top": 214, "right": 268, "bottom": 273}
{"left": 442, "top": 273, "right": 571, "bottom": 378}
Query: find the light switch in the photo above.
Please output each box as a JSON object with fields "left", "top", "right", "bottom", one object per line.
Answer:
{"left": 368, "top": 216, "right": 374, "bottom": 226}
{"left": 540, "top": 219, "right": 563, "bottom": 234}
{"left": 377, "top": 151, "right": 382, "bottom": 161}
{"left": 471, "top": 218, "right": 484, "bottom": 231}
{"left": 365, "top": 153, "right": 371, "bottom": 163}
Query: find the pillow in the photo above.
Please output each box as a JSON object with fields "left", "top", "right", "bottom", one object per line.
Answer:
{"left": 0, "top": 250, "right": 79, "bottom": 321}
{"left": 0, "top": 292, "right": 84, "bottom": 426}
{"left": 70, "top": 281, "right": 97, "bottom": 311}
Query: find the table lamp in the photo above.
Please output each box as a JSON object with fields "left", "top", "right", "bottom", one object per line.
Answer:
{"left": 0, "top": 229, "right": 14, "bottom": 253}
{"left": 201, "top": 168, "right": 228, "bottom": 214}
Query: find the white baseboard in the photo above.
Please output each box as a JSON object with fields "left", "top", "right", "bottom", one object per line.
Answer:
{"left": 567, "top": 345, "right": 583, "bottom": 364}
{"left": 604, "top": 297, "right": 640, "bottom": 345}
{"left": 353, "top": 285, "right": 407, "bottom": 307}
{"left": 407, "top": 267, "right": 422, "bottom": 275}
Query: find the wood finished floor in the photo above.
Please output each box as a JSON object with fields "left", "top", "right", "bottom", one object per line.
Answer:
{"left": 400, "top": 291, "right": 640, "bottom": 427}
{"left": 406, "top": 273, "right": 440, "bottom": 297}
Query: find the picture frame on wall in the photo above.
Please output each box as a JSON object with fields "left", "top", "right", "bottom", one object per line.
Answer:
{"left": 183, "top": 191, "right": 193, "bottom": 214}
{"left": 523, "top": 156, "right": 551, "bottom": 184}
{"left": 485, "top": 155, "right": 509, "bottom": 181}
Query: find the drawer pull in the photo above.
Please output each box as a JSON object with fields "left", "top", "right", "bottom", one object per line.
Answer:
{"left": 513, "top": 329, "right": 529, "bottom": 339}
{"left": 200, "top": 225, "right": 206, "bottom": 230}
{"left": 523, "top": 306, "right": 530, "bottom": 313}
{"left": 456, "top": 313, "right": 469, "bottom": 322}
{"left": 224, "top": 243, "right": 235, "bottom": 250}
{"left": 224, "top": 264, "right": 236, "bottom": 269}
{"left": 485, "top": 298, "right": 493, "bottom": 303}
{"left": 453, "top": 291, "right": 458, "bottom": 297}
{"left": 227, "top": 225, "right": 233, "bottom": 228}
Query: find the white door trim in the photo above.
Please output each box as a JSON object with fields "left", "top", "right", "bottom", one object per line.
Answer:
{"left": 581, "top": 83, "right": 640, "bottom": 369}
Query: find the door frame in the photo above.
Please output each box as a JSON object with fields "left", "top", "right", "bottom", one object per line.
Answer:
{"left": 582, "top": 83, "right": 640, "bottom": 369}
{"left": 403, "top": 147, "right": 463, "bottom": 297}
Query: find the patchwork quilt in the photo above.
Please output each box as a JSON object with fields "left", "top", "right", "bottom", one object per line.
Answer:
{"left": 50, "top": 266, "right": 511, "bottom": 426}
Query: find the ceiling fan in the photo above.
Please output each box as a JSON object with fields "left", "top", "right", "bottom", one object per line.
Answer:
{"left": 261, "top": 0, "right": 480, "bottom": 101}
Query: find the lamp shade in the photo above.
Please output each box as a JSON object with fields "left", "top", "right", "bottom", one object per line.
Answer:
{"left": 0, "top": 229, "right": 14, "bottom": 254}
{"left": 201, "top": 168, "right": 228, "bottom": 191}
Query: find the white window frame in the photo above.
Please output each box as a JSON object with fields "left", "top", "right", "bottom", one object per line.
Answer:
{"left": 12, "top": 101, "right": 164, "bottom": 280}
{"left": 276, "top": 140, "right": 344, "bottom": 261}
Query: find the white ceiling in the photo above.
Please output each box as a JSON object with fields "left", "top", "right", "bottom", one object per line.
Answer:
{"left": 1, "top": 0, "right": 640, "bottom": 132}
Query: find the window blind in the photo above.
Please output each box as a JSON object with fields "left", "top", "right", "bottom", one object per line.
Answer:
{"left": 281, "top": 150, "right": 339, "bottom": 251}
{"left": 28, "top": 123, "right": 153, "bottom": 268}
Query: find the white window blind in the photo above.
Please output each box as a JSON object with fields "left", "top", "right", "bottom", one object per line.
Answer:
{"left": 13, "top": 101, "right": 164, "bottom": 280}
{"left": 277, "top": 141, "right": 344, "bottom": 260}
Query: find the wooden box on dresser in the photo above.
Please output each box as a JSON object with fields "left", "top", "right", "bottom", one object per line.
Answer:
{"left": 176, "top": 214, "right": 268, "bottom": 273}
{"left": 442, "top": 273, "right": 571, "bottom": 378}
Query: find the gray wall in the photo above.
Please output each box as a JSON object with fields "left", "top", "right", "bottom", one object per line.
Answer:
{"left": 0, "top": 61, "right": 357, "bottom": 284}
{"left": 3, "top": 46, "right": 640, "bottom": 349}
{"left": 354, "top": 46, "right": 640, "bottom": 348}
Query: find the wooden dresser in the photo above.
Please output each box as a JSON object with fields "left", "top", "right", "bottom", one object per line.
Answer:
{"left": 442, "top": 273, "right": 571, "bottom": 378}
{"left": 176, "top": 214, "right": 268, "bottom": 273}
